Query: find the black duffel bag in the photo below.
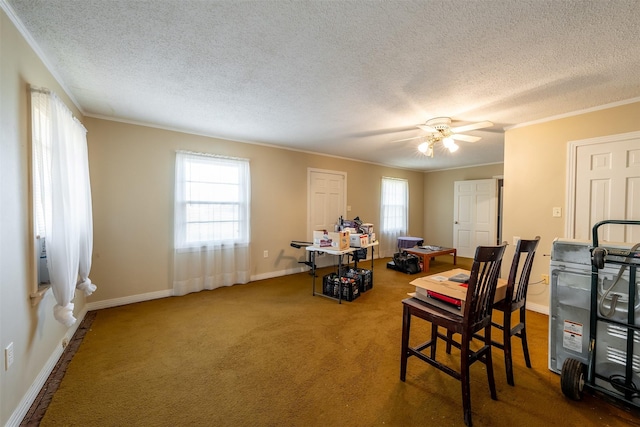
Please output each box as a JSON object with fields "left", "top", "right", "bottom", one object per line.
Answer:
{"left": 393, "top": 251, "right": 420, "bottom": 274}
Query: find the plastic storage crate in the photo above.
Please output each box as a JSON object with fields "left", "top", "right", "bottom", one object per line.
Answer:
{"left": 340, "top": 267, "right": 373, "bottom": 292}
{"left": 323, "top": 273, "right": 360, "bottom": 301}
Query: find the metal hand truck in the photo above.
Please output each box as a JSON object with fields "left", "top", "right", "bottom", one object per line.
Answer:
{"left": 561, "top": 220, "right": 640, "bottom": 408}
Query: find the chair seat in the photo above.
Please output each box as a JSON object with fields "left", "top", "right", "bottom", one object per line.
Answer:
{"left": 402, "top": 297, "right": 463, "bottom": 324}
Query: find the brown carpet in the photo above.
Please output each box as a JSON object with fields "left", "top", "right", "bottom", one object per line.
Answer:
{"left": 33, "top": 257, "right": 639, "bottom": 426}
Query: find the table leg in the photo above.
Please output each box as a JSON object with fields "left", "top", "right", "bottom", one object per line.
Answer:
{"left": 311, "top": 251, "right": 316, "bottom": 296}
{"left": 337, "top": 254, "right": 343, "bottom": 304}
{"left": 422, "top": 255, "right": 431, "bottom": 273}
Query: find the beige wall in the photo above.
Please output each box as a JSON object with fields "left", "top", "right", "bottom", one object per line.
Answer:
{"left": 503, "top": 101, "right": 640, "bottom": 309}
{"left": 0, "top": 9, "right": 87, "bottom": 426}
{"left": 85, "top": 118, "right": 425, "bottom": 302}
{"left": 423, "top": 164, "right": 504, "bottom": 247}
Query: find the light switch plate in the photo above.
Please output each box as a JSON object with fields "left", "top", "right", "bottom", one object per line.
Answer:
{"left": 5, "top": 342, "right": 14, "bottom": 370}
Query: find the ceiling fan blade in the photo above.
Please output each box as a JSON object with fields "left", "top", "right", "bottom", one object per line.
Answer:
{"left": 391, "top": 135, "right": 425, "bottom": 143}
{"left": 417, "top": 124, "right": 438, "bottom": 133}
{"left": 348, "top": 125, "right": 419, "bottom": 138}
{"left": 451, "top": 133, "right": 481, "bottom": 143}
{"left": 450, "top": 121, "right": 493, "bottom": 134}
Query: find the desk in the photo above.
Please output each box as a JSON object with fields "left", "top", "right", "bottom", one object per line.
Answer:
{"left": 306, "top": 241, "right": 379, "bottom": 303}
{"left": 404, "top": 246, "right": 457, "bottom": 273}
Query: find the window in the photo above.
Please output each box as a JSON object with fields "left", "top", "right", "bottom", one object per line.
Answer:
{"left": 381, "top": 177, "right": 408, "bottom": 233}
{"left": 380, "top": 177, "right": 408, "bottom": 257}
{"left": 32, "top": 97, "right": 53, "bottom": 287}
{"left": 174, "top": 151, "right": 250, "bottom": 249}
{"left": 30, "top": 87, "right": 96, "bottom": 324}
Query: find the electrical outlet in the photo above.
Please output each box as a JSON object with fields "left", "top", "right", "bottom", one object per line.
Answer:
{"left": 552, "top": 207, "right": 562, "bottom": 217}
{"left": 62, "top": 338, "right": 69, "bottom": 349}
{"left": 263, "top": 250, "right": 268, "bottom": 258}
{"left": 541, "top": 274, "right": 549, "bottom": 285}
{"left": 5, "top": 342, "right": 14, "bottom": 370}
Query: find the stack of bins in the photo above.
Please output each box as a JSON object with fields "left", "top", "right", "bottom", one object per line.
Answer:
{"left": 322, "top": 272, "right": 360, "bottom": 301}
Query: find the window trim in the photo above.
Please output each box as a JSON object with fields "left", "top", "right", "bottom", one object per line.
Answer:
{"left": 380, "top": 176, "right": 409, "bottom": 234}
{"left": 174, "top": 150, "right": 251, "bottom": 250}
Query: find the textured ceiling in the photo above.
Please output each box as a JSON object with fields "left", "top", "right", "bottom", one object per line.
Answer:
{"left": 5, "top": 0, "right": 640, "bottom": 171}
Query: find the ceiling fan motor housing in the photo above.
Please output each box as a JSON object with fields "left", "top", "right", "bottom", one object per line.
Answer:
{"left": 426, "top": 117, "right": 452, "bottom": 131}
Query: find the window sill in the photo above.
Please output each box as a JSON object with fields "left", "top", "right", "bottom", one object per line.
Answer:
{"left": 30, "top": 284, "right": 51, "bottom": 306}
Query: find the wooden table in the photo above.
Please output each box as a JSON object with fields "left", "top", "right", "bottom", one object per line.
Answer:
{"left": 403, "top": 246, "right": 457, "bottom": 273}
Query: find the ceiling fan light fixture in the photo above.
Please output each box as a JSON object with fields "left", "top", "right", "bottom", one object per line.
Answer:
{"left": 418, "top": 141, "right": 433, "bottom": 157}
{"left": 425, "top": 146, "right": 434, "bottom": 157}
{"left": 442, "top": 136, "right": 455, "bottom": 149}
{"left": 448, "top": 142, "right": 459, "bottom": 153}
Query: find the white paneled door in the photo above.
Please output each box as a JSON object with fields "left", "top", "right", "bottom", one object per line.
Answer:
{"left": 308, "top": 169, "right": 346, "bottom": 266}
{"left": 571, "top": 131, "right": 640, "bottom": 243}
{"left": 453, "top": 179, "right": 498, "bottom": 258}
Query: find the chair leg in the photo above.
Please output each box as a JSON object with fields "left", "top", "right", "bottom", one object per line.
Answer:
{"left": 446, "top": 331, "right": 453, "bottom": 354}
{"left": 520, "top": 307, "right": 532, "bottom": 368}
{"left": 400, "top": 306, "right": 411, "bottom": 381}
{"left": 503, "top": 311, "right": 514, "bottom": 386}
{"left": 430, "top": 324, "right": 438, "bottom": 359}
{"left": 485, "top": 326, "right": 497, "bottom": 400}
{"left": 460, "top": 339, "right": 473, "bottom": 427}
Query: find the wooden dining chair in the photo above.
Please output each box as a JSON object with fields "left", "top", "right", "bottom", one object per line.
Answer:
{"left": 489, "top": 236, "right": 540, "bottom": 386}
{"left": 400, "top": 244, "right": 506, "bottom": 427}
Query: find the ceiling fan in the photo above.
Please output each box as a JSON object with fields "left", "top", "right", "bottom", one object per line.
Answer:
{"left": 394, "top": 117, "right": 493, "bottom": 157}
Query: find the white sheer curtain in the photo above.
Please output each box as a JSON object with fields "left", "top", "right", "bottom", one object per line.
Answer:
{"left": 31, "top": 87, "right": 96, "bottom": 327}
{"left": 173, "top": 151, "right": 250, "bottom": 296}
{"left": 379, "top": 177, "right": 408, "bottom": 258}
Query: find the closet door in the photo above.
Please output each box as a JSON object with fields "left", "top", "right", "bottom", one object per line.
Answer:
{"left": 570, "top": 132, "right": 640, "bottom": 242}
{"left": 307, "top": 168, "right": 346, "bottom": 267}
{"left": 453, "top": 179, "right": 498, "bottom": 258}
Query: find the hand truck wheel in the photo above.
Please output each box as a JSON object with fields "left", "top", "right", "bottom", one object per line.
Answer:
{"left": 561, "top": 357, "right": 586, "bottom": 400}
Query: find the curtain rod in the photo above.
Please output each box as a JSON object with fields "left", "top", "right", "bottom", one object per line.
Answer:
{"left": 176, "top": 150, "right": 249, "bottom": 162}
{"left": 29, "top": 85, "right": 87, "bottom": 132}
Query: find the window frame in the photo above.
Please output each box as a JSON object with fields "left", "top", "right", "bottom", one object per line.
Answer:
{"left": 174, "top": 151, "right": 250, "bottom": 250}
{"left": 380, "top": 177, "right": 409, "bottom": 234}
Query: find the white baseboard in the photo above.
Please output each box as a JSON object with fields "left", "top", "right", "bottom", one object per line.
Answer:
{"left": 526, "top": 301, "right": 549, "bottom": 315}
{"left": 86, "top": 289, "right": 173, "bottom": 311}
{"left": 6, "top": 307, "right": 88, "bottom": 427}
{"left": 250, "top": 266, "right": 307, "bottom": 282}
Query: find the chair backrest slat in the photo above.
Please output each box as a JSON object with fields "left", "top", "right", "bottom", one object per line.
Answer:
{"left": 507, "top": 237, "right": 541, "bottom": 305}
{"left": 464, "top": 244, "right": 507, "bottom": 327}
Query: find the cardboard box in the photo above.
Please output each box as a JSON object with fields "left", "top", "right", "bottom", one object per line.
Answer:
{"left": 349, "top": 233, "right": 369, "bottom": 247}
{"left": 313, "top": 230, "right": 350, "bottom": 250}
{"left": 360, "top": 223, "right": 374, "bottom": 234}
{"left": 409, "top": 268, "right": 507, "bottom": 311}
